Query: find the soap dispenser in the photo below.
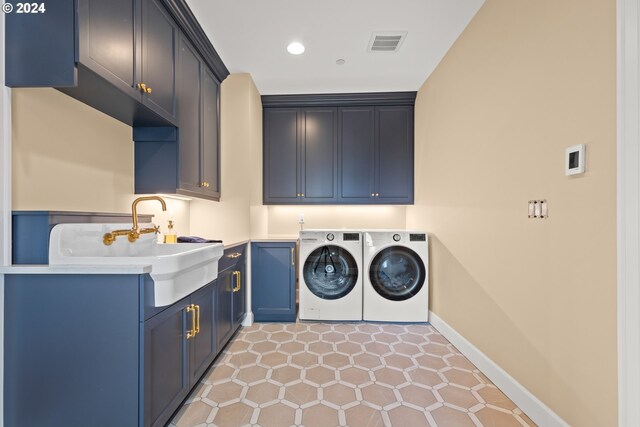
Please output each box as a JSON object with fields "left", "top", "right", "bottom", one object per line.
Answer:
{"left": 164, "top": 220, "right": 177, "bottom": 244}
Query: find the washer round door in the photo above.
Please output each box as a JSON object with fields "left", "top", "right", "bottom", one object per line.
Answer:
{"left": 369, "top": 246, "right": 426, "bottom": 301}
{"left": 303, "top": 245, "right": 359, "bottom": 300}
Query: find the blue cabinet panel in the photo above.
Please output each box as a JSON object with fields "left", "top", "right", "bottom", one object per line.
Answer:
{"left": 301, "top": 108, "right": 338, "bottom": 202}
{"left": 4, "top": 275, "right": 140, "bottom": 427}
{"left": 251, "top": 242, "right": 297, "bottom": 322}
{"left": 201, "top": 67, "right": 221, "bottom": 199}
{"left": 375, "top": 106, "right": 414, "bottom": 203}
{"left": 141, "top": 0, "right": 178, "bottom": 123}
{"left": 143, "top": 295, "right": 190, "bottom": 427}
{"left": 339, "top": 107, "right": 375, "bottom": 202}
{"left": 264, "top": 109, "right": 300, "bottom": 203}
{"left": 217, "top": 269, "right": 234, "bottom": 349}
{"left": 190, "top": 283, "right": 216, "bottom": 385}
{"left": 78, "top": 0, "right": 140, "bottom": 98}
{"left": 5, "top": 0, "right": 76, "bottom": 87}
{"left": 177, "top": 36, "right": 203, "bottom": 194}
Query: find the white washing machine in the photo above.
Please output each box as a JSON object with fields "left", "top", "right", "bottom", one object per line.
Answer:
{"left": 363, "top": 231, "right": 429, "bottom": 322}
{"left": 299, "top": 230, "right": 363, "bottom": 321}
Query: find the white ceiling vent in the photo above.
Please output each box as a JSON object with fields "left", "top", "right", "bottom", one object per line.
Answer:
{"left": 367, "top": 32, "right": 408, "bottom": 53}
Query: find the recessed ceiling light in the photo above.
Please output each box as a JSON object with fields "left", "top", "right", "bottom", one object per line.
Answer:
{"left": 336, "top": 59, "right": 346, "bottom": 65}
{"left": 287, "top": 42, "right": 305, "bottom": 55}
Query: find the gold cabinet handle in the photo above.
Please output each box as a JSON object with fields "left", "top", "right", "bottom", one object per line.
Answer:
{"left": 371, "top": 193, "right": 375, "bottom": 197}
{"left": 136, "top": 83, "right": 146, "bottom": 92}
{"left": 291, "top": 247, "right": 295, "bottom": 266}
{"left": 195, "top": 304, "right": 200, "bottom": 334}
{"left": 232, "top": 271, "right": 241, "bottom": 292}
{"left": 301, "top": 193, "right": 304, "bottom": 197}
{"left": 376, "top": 193, "right": 379, "bottom": 197}
{"left": 145, "top": 86, "right": 152, "bottom": 94}
{"left": 186, "top": 304, "right": 196, "bottom": 339}
{"left": 228, "top": 252, "right": 242, "bottom": 259}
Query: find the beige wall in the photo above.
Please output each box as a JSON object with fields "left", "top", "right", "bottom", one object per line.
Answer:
{"left": 406, "top": 0, "right": 617, "bottom": 425}
{"left": 12, "top": 73, "right": 263, "bottom": 244}
{"left": 266, "top": 205, "right": 407, "bottom": 236}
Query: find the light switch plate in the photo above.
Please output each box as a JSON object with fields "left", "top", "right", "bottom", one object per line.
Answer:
{"left": 298, "top": 213, "right": 305, "bottom": 224}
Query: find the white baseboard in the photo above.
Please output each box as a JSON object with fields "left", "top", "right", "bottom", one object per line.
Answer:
{"left": 429, "top": 311, "right": 568, "bottom": 427}
{"left": 242, "top": 311, "right": 254, "bottom": 327}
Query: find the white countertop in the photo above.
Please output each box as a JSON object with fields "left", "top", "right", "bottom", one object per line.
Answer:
{"left": 0, "top": 265, "right": 153, "bottom": 275}
{"left": 225, "top": 236, "right": 298, "bottom": 248}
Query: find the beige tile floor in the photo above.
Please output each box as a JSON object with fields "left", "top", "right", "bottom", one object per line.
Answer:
{"left": 170, "top": 323, "right": 535, "bottom": 427}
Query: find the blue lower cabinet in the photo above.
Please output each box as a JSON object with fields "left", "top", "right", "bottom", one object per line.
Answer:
{"left": 251, "top": 242, "right": 297, "bottom": 322}
{"left": 216, "top": 268, "right": 234, "bottom": 350}
{"left": 189, "top": 283, "right": 217, "bottom": 385}
{"left": 4, "top": 274, "right": 220, "bottom": 427}
{"left": 143, "top": 295, "right": 191, "bottom": 427}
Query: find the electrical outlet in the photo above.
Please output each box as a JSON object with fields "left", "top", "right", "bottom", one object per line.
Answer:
{"left": 298, "top": 213, "right": 305, "bottom": 224}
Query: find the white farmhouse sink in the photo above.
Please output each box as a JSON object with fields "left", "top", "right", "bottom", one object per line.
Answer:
{"left": 49, "top": 223, "right": 223, "bottom": 307}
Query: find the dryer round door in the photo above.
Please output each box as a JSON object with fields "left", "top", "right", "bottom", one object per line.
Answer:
{"left": 369, "top": 246, "right": 426, "bottom": 301}
{"left": 303, "top": 245, "right": 359, "bottom": 300}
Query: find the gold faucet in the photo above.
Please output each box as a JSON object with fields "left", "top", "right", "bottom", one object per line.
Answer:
{"left": 103, "top": 196, "right": 168, "bottom": 245}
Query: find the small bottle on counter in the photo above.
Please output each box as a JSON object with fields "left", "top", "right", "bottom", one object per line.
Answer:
{"left": 164, "top": 220, "right": 177, "bottom": 244}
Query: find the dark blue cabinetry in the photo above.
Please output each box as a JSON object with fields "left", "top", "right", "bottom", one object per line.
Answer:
{"left": 134, "top": 35, "right": 220, "bottom": 201}
{"left": 3, "top": 269, "right": 236, "bottom": 427}
{"left": 263, "top": 108, "right": 338, "bottom": 204}
{"left": 251, "top": 242, "right": 297, "bottom": 322}
{"left": 141, "top": 0, "right": 178, "bottom": 123}
{"left": 143, "top": 294, "right": 191, "bottom": 427}
{"left": 263, "top": 99, "right": 414, "bottom": 205}
{"left": 217, "top": 244, "right": 247, "bottom": 349}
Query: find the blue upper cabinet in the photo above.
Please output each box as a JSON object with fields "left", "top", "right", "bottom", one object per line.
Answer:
{"left": 262, "top": 93, "right": 415, "bottom": 205}
{"left": 301, "top": 108, "right": 339, "bottom": 203}
{"left": 264, "top": 109, "right": 301, "bottom": 203}
{"left": 140, "top": 0, "right": 178, "bottom": 123}
{"left": 264, "top": 108, "right": 338, "bottom": 204}
{"left": 339, "top": 106, "right": 376, "bottom": 203}
{"left": 5, "top": 0, "right": 228, "bottom": 129}
{"left": 201, "top": 67, "right": 221, "bottom": 199}
{"left": 78, "top": 0, "right": 140, "bottom": 98}
{"left": 177, "top": 36, "right": 203, "bottom": 195}
{"left": 134, "top": 34, "right": 220, "bottom": 201}
{"left": 375, "top": 106, "right": 414, "bottom": 204}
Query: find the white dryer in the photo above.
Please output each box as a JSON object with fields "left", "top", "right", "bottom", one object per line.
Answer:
{"left": 299, "top": 230, "right": 363, "bottom": 321}
{"left": 363, "top": 231, "right": 429, "bottom": 322}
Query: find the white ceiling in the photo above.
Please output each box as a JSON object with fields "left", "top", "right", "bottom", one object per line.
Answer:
{"left": 186, "top": 0, "right": 485, "bottom": 95}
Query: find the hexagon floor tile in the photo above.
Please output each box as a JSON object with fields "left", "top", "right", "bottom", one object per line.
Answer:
{"left": 169, "top": 323, "right": 536, "bottom": 427}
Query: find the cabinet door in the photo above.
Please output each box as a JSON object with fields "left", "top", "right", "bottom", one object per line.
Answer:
{"left": 300, "top": 108, "right": 338, "bottom": 203}
{"left": 216, "top": 269, "right": 235, "bottom": 350}
{"left": 251, "top": 242, "right": 297, "bottom": 322}
{"left": 232, "top": 257, "right": 247, "bottom": 329}
{"left": 78, "top": 0, "right": 140, "bottom": 98}
{"left": 338, "top": 107, "right": 375, "bottom": 203}
{"left": 264, "top": 109, "right": 300, "bottom": 203}
{"left": 143, "top": 297, "right": 190, "bottom": 427}
{"left": 375, "top": 106, "right": 414, "bottom": 204}
{"left": 141, "top": 0, "right": 177, "bottom": 122}
{"left": 201, "top": 68, "right": 221, "bottom": 199}
{"left": 189, "top": 283, "right": 216, "bottom": 386}
{"left": 177, "top": 36, "right": 202, "bottom": 194}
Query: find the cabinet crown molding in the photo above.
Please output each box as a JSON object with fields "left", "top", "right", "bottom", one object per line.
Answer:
{"left": 261, "top": 91, "right": 417, "bottom": 108}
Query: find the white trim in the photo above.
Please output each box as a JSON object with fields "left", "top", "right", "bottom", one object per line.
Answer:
{"left": 617, "top": 0, "right": 640, "bottom": 425}
{"left": 0, "top": 9, "right": 11, "bottom": 427}
{"left": 429, "top": 312, "right": 569, "bottom": 427}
